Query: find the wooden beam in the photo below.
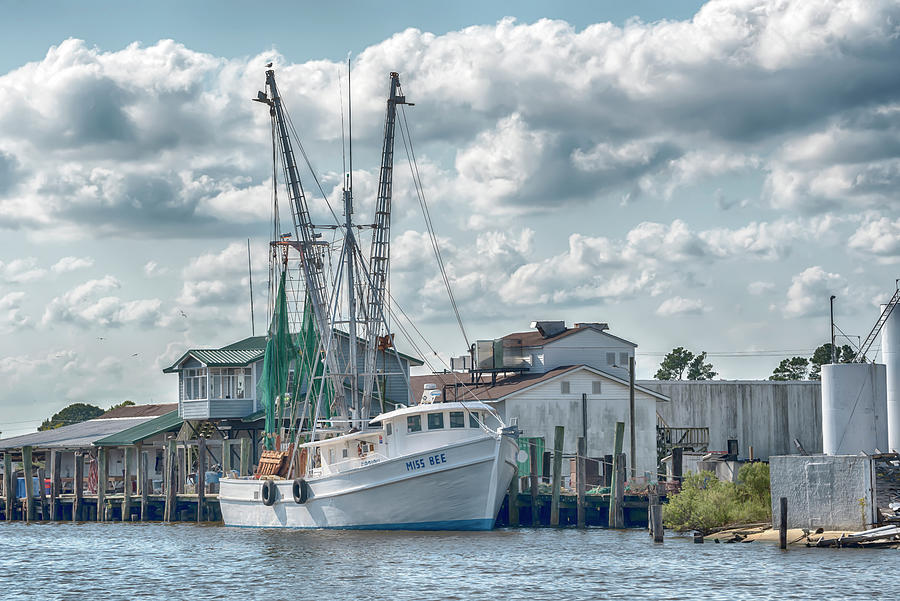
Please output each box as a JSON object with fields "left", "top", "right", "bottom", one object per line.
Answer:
{"left": 550, "top": 426, "right": 564, "bottom": 527}
{"left": 22, "top": 446, "right": 34, "bottom": 522}
{"left": 197, "top": 437, "right": 206, "bottom": 522}
{"left": 779, "top": 497, "right": 788, "bottom": 550}
{"left": 613, "top": 452, "right": 625, "bottom": 529}
{"left": 139, "top": 450, "right": 149, "bottom": 522}
{"left": 4, "top": 452, "right": 14, "bottom": 521}
{"left": 97, "top": 448, "right": 107, "bottom": 522}
{"left": 122, "top": 446, "right": 132, "bottom": 522}
{"left": 576, "top": 437, "right": 586, "bottom": 529}
{"left": 73, "top": 452, "right": 83, "bottom": 521}
{"left": 50, "top": 450, "right": 61, "bottom": 521}
{"left": 239, "top": 437, "right": 250, "bottom": 477}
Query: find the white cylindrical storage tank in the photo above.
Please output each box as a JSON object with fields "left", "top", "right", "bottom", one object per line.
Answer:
{"left": 821, "top": 363, "right": 888, "bottom": 455}
{"left": 882, "top": 304, "right": 900, "bottom": 452}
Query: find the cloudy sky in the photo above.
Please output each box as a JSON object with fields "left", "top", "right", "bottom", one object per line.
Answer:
{"left": 1, "top": 0, "right": 899, "bottom": 435}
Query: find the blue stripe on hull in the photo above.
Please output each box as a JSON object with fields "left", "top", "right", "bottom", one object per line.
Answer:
{"left": 227, "top": 518, "right": 495, "bottom": 531}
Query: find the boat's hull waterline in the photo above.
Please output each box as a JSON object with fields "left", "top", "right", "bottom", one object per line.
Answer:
{"left": 219, "top": 434, "right": 519, "bottom": 530}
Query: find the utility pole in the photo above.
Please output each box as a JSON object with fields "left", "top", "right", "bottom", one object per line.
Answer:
{"left": 830, "top": 295, "right": 836, "bottom": 364}
{"left": 629, "top": 355, "right": 636, "bottom": 479}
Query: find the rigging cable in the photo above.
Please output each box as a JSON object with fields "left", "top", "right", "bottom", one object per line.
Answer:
{"left": 397, "top": 104, "right": 470, "bottom": 348}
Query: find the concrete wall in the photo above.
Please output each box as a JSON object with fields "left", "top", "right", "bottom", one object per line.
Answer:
{"left": 491, "top": 367, "right": 659, "bottom": 477}
{"left": 641, "top": 380, "right": 822, "bottom": 460}
{"left": 770, "top": 454, "right": 875, "bottom": 531}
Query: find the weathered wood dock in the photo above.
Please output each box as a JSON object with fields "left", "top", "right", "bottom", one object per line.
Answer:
{"left": 1, "top": 493, "right": 221, "bottom": 523}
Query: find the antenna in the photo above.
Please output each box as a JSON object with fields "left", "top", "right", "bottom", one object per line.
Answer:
{"left": 248, "top": 238, "right": 255, "bottom": 336}
{"left": 347, "top": 52, "right": 353, "bottom": 194}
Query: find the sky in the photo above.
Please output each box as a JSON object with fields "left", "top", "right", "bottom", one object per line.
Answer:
{"left": 1, "top": 0, "right": 899, "bottom": 435}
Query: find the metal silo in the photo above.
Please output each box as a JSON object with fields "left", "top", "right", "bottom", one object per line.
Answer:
{"left": 821, "top": 363, "right": 888, "bottom": 455}
{"left": 881, "top": 304, "right": 900, "bottom": 452}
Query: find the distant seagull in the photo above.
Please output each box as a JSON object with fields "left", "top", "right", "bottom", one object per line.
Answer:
{"left": 180, "top": 310, "right": 188, "bottom": 318}
{"left": 266, "top": 62, "right": 273, "bottom": 68}
{"left": 131, "top": 353, "right": 139, "bottom": 357}
{"left": 97, "top": 337, "right": 105, "bottom": 341}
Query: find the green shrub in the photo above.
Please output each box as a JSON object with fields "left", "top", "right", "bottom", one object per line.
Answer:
{"left": 662, "top": 462, "right": 771, "bottom": 534}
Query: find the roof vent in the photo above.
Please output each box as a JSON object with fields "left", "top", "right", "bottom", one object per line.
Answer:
{"left": 574, "top": 322, "right": 609, "bottom": 331}
{"left": 530, "top": 320, "right": 567, "bottom": 338}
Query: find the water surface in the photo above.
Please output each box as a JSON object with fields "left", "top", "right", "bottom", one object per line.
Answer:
{"left": 1, "top": 523, "right": 895, "bottom": 600}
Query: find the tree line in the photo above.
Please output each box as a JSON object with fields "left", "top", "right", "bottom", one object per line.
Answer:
{"left": 654, "top": 343, "right": 855, "bottom": 381}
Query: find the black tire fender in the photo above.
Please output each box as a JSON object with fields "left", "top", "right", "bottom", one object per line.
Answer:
{"left": 261, "top": 479, "right": 277, "bottom": 506}
{"left": 292, "top": 478, "right": 309, "bottom": 504}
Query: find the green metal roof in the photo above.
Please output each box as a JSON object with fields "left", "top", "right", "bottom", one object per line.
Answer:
{"left": 241, "top": 409, "right": 265, "bottom": 423}
{"left": 220, "top": 336, "right": 267, "bottom": 351}
{"left": 93, "top": 410, "right": 183, "bottom": 446}
{"left": 163, "top": 348, "right": 265, "bottom": 372}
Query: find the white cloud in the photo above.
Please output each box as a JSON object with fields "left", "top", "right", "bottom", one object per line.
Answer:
{"left": 42, "top": 275, "right": 164, "bottom": 328}
{"left": 51, "top": 256, "right": 94, "bottom": 273}
{"left": 747, "top": 281, "right": 775, "bottom": 296}
{"left": 143, "top": 260, "right": 169, "bottom": 277}
{"left": 783, "top": 266, "right": 845, "bottom": 318}
{"left": 0, "top": 257, "right": 46, "bottom": 282}
{"left": 848, "top": 216, "right": 900, "bottom": 263}
{"left": 656, "top": 296, "right": 707, "bottom": 316}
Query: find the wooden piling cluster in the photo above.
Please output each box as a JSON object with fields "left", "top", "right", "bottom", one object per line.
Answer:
{"left": 0, "top": 439, "right": 237, "bottom": 523}
{"left": 499, "top": 423, "right": 663, "bottom": 529}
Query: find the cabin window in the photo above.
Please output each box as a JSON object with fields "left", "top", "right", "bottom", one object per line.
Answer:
{"left": 619, "top": 352, "right": 629, "bottom": 367}
{"left": 606, "top": 352, "right": 616, "bottom": 365}
{"left": 329, "top": 448, "right": 334, "bottom": 463}
{"left": 342, "top": 448, "right": 348, "bottom": 458}
{"left": 386, "top": 422, "right": 393, "bottom": 436}
{"left": 469, "top": 412, "right": 480, "bottom": 428}
{"left": 449, "top": 411, "right": 465, "bottom": 428}
{"left": 560, "top": 381, "right": 570, "bottom": 394}
{"left": 183, "top": 368, "right": 208, "bottom": 400}
{"left": 592, "top": 381, "right": 602, "bottom": 395}
{"left": 407, "top": 415, "right": 422, "bottom": 433}
{"left": 427, "top": 413, "right": 444, "bottom": 430}
{"left": 209, "top": 367, "right": 253, "bottom": 399}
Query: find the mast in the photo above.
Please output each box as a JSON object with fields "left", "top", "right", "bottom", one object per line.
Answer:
{"left": 361, "top": 73, "right": 408, "bottom": 420}
{"left": 255, "top": 69, "right": 348, "bottom": 418}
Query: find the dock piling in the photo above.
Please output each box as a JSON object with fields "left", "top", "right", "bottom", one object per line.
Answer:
{"left": 50, "top": 450, "right": 61, "bottom": 521}
{"left": 608, "top": 422, "right": 625, "bottom": 529}
{"left": 73, "top": 451, "right": 84, "bottom": 521}
{"left": 22, "top": 445, "right": 34, "bottom": 522}
{"left": 122, "top": 446, "right": 132, "bottom": 522}
{"left": 550, "top": 426, "right": 564, "bottom": 527}
{"left": 4, "top": 452, "right": 13, "bottom": 521}
{"left": 164, "top": 439, "right": 175, "bottom": 522}
{"left": 779, "top": 497, "right": 788, "bottom": 550}
{"left": 239, "top": 437, "right": 250, "bottom": 476}
{"left": 139, "top": 449, "right": 149, "bottom": 522}
{"left": 576, "top": 437, "right": 586, "bottom": 528}
{"left": 197, "top": 437, "right": 207, "bottom": 522}
{"left": 97, "top": 448, "right": 107, "bottom": 521}
{"left": 37, "top": 467, "right": 48, "bottom": 520}
{"left": 507, "top": 471, "right": 519, "bottom": 527}
{"left": 529, "top": 440, "right": 539, "bottom": 527}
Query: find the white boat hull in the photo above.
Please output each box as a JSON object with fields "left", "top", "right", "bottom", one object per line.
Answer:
{"left": 219, "top": 434, "right": 519, "bottom": 530}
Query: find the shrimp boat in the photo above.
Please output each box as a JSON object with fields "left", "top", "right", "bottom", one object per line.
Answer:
{"left": 218, "top": 68, "right": 519, "bottom": 530}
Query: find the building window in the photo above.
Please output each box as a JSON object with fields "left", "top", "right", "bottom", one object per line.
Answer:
{"left": 209, "top": 367, "right": 253, "bottom": 400}
{"left": 183, "top": 368, "right": 208, "bottom": 400}
{"left": 449, "top": 411, "right": 465, "bottom": 428}
{"left": 592, "top": 381, "right": 602, "bottom": 395}
{"left": 407, "top": 415, "right": 422, "bottom": 433}
{"left": 561, "top": 381, "right": 570, "bottom": 394}
{"left": 428, "top": 413, "right": 445, "bottom": 430}
{"left": 469, "top": 412, "right": 481, "bottom": 428}
{"left": 606, "top": 352, "right": 616, "bottom": 365}
{"left": 619, "top": 352, "right": 629, "bottom": 367}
